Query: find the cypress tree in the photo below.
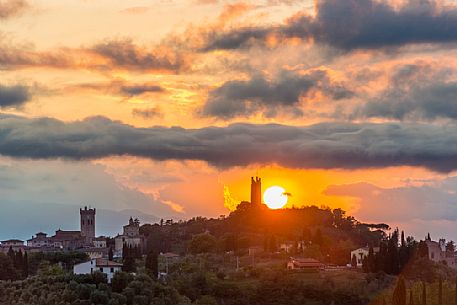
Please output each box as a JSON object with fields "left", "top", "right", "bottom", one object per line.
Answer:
{"left": 422, "top": 281, "right": 427, "bottom": 305}
{"left": 23, "top": 252, "right": 28, "bottom": 277}
{"left": 108, "top": 247, "right": 113, "bottom": 261}
{"left": 145, "top": 251, "right": 159, "bottom": 279}
{"left": 393, "top": 276, "right": 406, "bottom": 305}
{"left": 439, "top": 278, "right": 443, "bottom": 305}
{"left": 367, "top": 245, "right": 375, "bottom": 272}
{"left": 351, "top": 254, "right": 357, "bottom": 268}
{"left": 15, "top": 249, "right": 23, "bottom": 271}
{"left": 7, "top": 246, "right": 14, "bottom": 261}
{"left": 455, "top": 277, "right": 457, "bottom": 305}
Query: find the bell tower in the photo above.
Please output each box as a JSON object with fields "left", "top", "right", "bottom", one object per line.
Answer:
{"left": 80, "top": 206, "right": 96, "bottom": 244}
{"left": 250, "top": 176, "right": 262, "bottom": 205}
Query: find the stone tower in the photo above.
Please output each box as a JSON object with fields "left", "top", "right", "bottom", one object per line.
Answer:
{"left": 80, "top": 206, "right": 96, "bottom": 244}
{"left": 250, "top": 176, "right": 262, "bottom": 205}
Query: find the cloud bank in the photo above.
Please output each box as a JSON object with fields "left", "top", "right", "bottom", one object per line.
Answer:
{"left": 0, "top": 84, "right": 30, "bottom": 108}
{"left": 204, "top": 0, "right": 457, "bottom": 51}
{"left": 2, "top": 115, "right": 457, "bottom": 172}
{"left": 202, "top": 70, "right": 352, "bottom": 118}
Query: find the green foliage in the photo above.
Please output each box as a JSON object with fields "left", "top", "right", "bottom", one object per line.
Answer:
{"left": 145, "top": 252, "right": 159, "bottom": 279}
{"left": 189, "top": 233, "right": 217, "bottom": 255}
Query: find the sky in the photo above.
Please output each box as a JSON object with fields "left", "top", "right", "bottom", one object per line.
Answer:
{"left": 3, "top": 0, "right": 457, "bottom": 241}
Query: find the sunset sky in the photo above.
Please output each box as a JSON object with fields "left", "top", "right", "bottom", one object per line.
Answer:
{"left": 2, "top": 0, "right": 457, "bottom": 241}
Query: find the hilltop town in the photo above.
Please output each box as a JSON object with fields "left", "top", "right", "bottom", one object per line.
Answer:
{"left": 1, "top": 177, "right": 457, "bottom": 305}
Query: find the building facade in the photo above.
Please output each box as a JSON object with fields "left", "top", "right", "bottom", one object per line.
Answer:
{"left": 250, "top": 176, "right": 262, "bottom": 205}
{"left": 350, "top": 247, "right": 380, "bottom": 267}
{"left": 73, "top": 258, "right": 122, "bottom": 283}
{"left": 114, "top": 217, "right": 145, "bottom": 256}
{"left": 80, "top": 206, "right": 96, "bottom": 244}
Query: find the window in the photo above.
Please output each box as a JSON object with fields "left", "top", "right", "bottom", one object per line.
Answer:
{"left": 110, "top": 268, "right": 114, "bottom": 273}
{"left": 100, "top": 268, "right": 103, "bottom": 272}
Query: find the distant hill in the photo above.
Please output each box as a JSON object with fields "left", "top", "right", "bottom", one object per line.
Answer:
{"left": 140, "top": 202, "right": 389, "bottom": 265}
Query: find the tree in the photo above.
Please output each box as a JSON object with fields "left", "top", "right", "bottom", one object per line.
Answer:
{"left": 122, "top": 243, "right": 136, "bottom": 273}
{"left": 393, "top": 276, "right": 406, "bottom": 305}
{"left": 189, "top": 233, "right": 217, "bottom": 255}
{"left": 367, "top": 245, "right": 375, "bottom": 272}
{"left": 446, "top": 241, "right": 455, "bottom": 253}
{"left": 123, "top": 256, "right": 135, "bottom": 273}
{"left": 145, "top": 251, "right": 158, "bottom": 279}
{"left": 418, "top": 241, "right": 429, "bottom": 258}
{"left": 23, "top": 252, "right": 28, "bottom": 277}
{"left": 438, "top": 278, "right": 443, "bottom": 305}
{"left": 112, "top": 271, "right": 134, "bottom": 293}
{"left": 455, "top": 277, "right": 457, "bottom": 305}
{"left": 422, "top": 281, "right": 427, "bottom": 305}
{"left": 108, "top": 247, "right": 113, "bottom": 261}
{"left": 351, "top": 254, "right": 357, "bottom": 268}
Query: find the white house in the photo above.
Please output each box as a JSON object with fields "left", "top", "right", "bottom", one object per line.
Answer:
{"left": 279, "top": 241, "right": 295, "bottom": 253}
{"left": 73, "top": 258, "right": 123, "bottom": 283}
{"left": 425, "top": 239, "right": 445, "bottom": 262}
{"left": 350, "top": 247, "right": 380, "bottom": 267}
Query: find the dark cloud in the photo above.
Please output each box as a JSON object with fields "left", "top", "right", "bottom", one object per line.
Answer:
{"left": 2, "top": 115, "right": 457, "bottom": 172}
{"left": 132, "top": 107, "right": 162, "bottom": 119}
{"left": 91, "top": 39, "right": 186, "bottom": 72}
{"left": 67, "top": 81, "right": 164, "bottom": 98}
{"left": 0, "top": 38, "right": 187, "bottom": 73}
{"left": 202, "top": 70, "right": 352, "bottom": 118}
{"left": 204, "top": 0, "right": 457, "bottom": 51}
{"left": 354, "top": 63, "right": 457, "bottom": 120}
{"left": 0, "top": 84, "right": 30, "bottom": 108}
{"left": 120, "top": 84, "right": 163, "bottom": 96}
{"left": 0, "top": 0, "right": 28, "bottom": 19}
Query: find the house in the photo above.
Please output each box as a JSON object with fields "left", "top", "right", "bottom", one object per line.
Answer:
{"left": 350, "top": 247, "right": 380, "bottom": 267}
{"left": 52, "top": 230, "right": 85, "bottom": 250}
{"left": 279, "top": 241, "right": 295, "bottom": 253}
{"left": 27, "top": 232, "right": 51, "bottom": 247}
{"left": 1, "top": 239, "right": 24, "bottom": 247}
{"left": 287, "top": 258, "right": 324, "bottom": 271}
{"left": 0, "top": 239, "right": 27, "bottom": 253}
{"left": 93, "top": 237, "right": 107, "bottom": 248}
{"left": 77, "top": 247, "right": 109, "bottom": 259}
{"left": 425, "top": 239, "right": 445, "bottom": 263}
{"left": 73, "top": 258, "right": 123, "bottom": 283}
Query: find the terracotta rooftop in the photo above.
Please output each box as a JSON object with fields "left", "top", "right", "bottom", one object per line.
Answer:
{"left": 1, "top": 239, "right": 24, "bottom": 243}
{"left": 95, "top": 258, "right": 123, "bottom": 267}
{"left": 289, "top": 258, "right": 324, "bottom": 268}
{"left": 161, "top": 252, "right": 180, "bottom": 258}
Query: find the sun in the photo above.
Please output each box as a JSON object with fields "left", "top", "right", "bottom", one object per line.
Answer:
{"left": 263, "top": 186, "right": 288, "bottom": 209}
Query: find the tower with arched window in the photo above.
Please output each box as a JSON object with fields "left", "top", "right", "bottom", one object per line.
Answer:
{"left": 80, "top": 206, "right": 96, "bottom": 244}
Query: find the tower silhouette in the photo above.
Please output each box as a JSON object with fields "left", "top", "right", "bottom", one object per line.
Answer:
{"left": 250, "top": 176, "right": 262, "bottom": 205}
{"left": 80, "top": 206, "right": 96, "bottom": 244}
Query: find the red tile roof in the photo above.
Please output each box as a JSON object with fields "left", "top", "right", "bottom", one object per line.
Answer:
{"left": 95, "top": 258, "right": 123, "bottom": 267}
